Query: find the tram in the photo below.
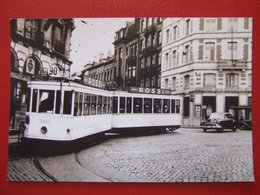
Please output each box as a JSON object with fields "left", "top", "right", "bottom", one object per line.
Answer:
{"left": 23, "top": 80, "right": 182, "bottom": 150}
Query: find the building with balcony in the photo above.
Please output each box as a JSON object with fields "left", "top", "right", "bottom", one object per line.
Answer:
{"left": 161, "top": 18, "right": 252, "bottom": 127}
{"left": 139, "top": 18, "right": 163, "bottom": 88}
{"left": 113, "top": 18, "right": 140, "bottom": 88}
{"left": 10, "top": 18, "right": 74, "bottom": 131}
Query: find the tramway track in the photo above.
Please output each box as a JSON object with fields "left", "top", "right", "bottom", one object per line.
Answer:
{"left": 32, "top": 156, "right": 57, "bottom": 181}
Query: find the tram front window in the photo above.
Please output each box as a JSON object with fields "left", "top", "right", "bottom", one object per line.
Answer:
{"left": 63, "top": 91, "right": 72, "bottom": 115}
{"left": 133, "top": 98, "right": 143, "bottom": 113}
{"left": 144, "top": 98, "right": 152, "bottom": 113}
{"left": 39, "top": 90, "right": 54, "bottom": 113}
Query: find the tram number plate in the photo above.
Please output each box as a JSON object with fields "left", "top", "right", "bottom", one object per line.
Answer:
{"left": 39, "top": 119, "right": 51, "bottom": 124}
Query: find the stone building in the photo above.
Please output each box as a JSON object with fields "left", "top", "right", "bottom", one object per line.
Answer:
{"left": 161, "top": 18, "right": 252, "bottom": 127}
{"left": 113, "top": 18, "right": 140, "bottom": 88}
{"left": 10, "top": 18, "right": 74, "bottom": 131}
{"left": 81, "top": 56, "right": 116, "bottom": 89}
{"left": 139, "top": 17, "right": 163, "bottom": 88}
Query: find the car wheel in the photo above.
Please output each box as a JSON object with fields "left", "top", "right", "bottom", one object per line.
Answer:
{"left": 240, "top": 124, "right": 246, "bottom": 130}
{"left": 217, "top": 128, "right": 223, "bottom": 132}
{"left": 203, "top": 128, "right": 207, "bottom": 132}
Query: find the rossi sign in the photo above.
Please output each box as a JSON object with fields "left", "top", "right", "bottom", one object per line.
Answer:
{"left": 129, "top": 87, "right": 173, "bottom": 95}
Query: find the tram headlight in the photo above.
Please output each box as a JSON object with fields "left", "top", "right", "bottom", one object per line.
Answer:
{"left": 67, "top": 129, "right": 71, "bottom": 134}
{"left": 40, "top": 126, "right": 48, "bottom": 134}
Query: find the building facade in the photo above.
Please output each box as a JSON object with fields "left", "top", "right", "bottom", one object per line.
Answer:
{"left": 161, "top": 18, "right": 252, "bottom": 127}
{"left": 139, "top": 17, "right": 163, "bottom": 88}
{"left": 81, "top": 57, "right": 116, "bottom": 89}
{"left": 113, "top": 18, "right": 140, "bottom": 88}
{"left": 10, "top": 18, "right": 74, "bottom": 131}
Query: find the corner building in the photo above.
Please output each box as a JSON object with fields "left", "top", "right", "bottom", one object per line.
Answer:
{"left": 161, "top": 18, "right": 252, "bottom": 127}
{"left": 10, "top": 18, "right": 74, "bottom": 131}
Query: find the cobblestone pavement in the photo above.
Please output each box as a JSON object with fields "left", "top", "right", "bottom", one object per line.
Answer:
{"left": 8, "top": 157, "right": 52, "bottom": 181}
{"left": 81, "top": 128, "right": 255, "bottom": 182}
{"left": 8, "top": 128, "right": 254, "bottom": 182}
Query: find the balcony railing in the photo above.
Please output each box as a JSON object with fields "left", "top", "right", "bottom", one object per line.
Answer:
{"left": 218, "top": 59, "right": 247, "bottom": 70}
{"left": 195, "top": 86, "right": 252, "bottom": 93}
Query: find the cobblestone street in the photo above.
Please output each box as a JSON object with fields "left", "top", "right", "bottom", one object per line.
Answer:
{"left": 8, "top": 128, "right": 254, "bottom": 182}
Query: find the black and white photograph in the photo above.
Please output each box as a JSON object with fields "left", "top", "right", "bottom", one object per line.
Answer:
{"left": 8, "top": 17, "right": 254, "bottom": 182}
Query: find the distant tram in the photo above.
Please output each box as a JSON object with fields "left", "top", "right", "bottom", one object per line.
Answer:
{"left": 23, "top": 80, "right": 182, "bottom": 149}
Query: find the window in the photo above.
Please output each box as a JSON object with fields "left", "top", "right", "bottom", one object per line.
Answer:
{"left": 166, "top": 29, "right": 170, "bottom": 44}
{"left": 144, "top": 98, "right": 152, "bottom": 113}
{"left": 103, "top": 96, "right": 108, "bottom": 114}
{"left": 32, "top": 89, "right": 38, "bottom": 112}
{"left": 91, "top": 95, "right": 97, "bottom": 115}
{"left": 97, "top": 95, "right": 102, "bottom": 114}
{"left": 63, "top": 91, "right": 72, "bottom": 115}
{"left": 120, "top": 97, "right": 126, "bottom": 113}
{"left": 126, "top": 97, "right": 132, "bottom": 113}
{"left": 163, "top": 99, "right": 170, "bottom": 113}
{"left": 24, "top": 19, "right": 37, "bottom": 40}
{"left": 172, "top": 50, "right": 177, "bottom": 67}
{"left": 228, "top": 18, "right": 238, "bottom": 32}
{"left": 228, "top": 42, "right": 238, "bottom": 59}
{"left": 153, "top": 99, "right": 162, "bottom": 113}
{"left": 173, "top": 26, "right": 178, "bottom": 41}
{"left": 112, "top": 97, "right": 118, "bottom": 113}
{"left": 248, "top": 74, "right": 252, "bottom": 87}
{"left": 133, "top": 98, "right": 143, "bottom": 113}
{"left": 74, "top": 92, "right": 83, "bottom": 116}
{"left": 171, "top": 100, "right": 175, "bottom": 113}
{"left": 226, "top": 73, "right": 239, "bottom": 86}
{"left": 176, "top": 100, "right": 180, "bottom": 113}
{"left": 186, "top": 19, "right": 190, "bottom": 35}
{"left": 146, "top": 78, "right": 150, "bottom": 88}
{"left": 205, "top": 42, "right": 215, "bottom": 61}
{"left": 204, "top": 74, "right": 216, "bottom": 86}
{"left": 55, "top": 90, "right": 61, "bottom": 114}
{"left": 185, "top": 45, "right": 190, "bottom": 63}
{"left": 39, "top": 90, "right": 55, "bottom": 113}
{"left": 172, "top": 77, "right": 176, "bottom": 90}
{"left": 205, "top": 19, "right": 216, "bottom": 32}
{"left": 165, "top": 53, "right": 169, "bottom": 69}
{"left": 184, "top": 75, "right": 190, "bottom": 89}
{"left": 83, "top": 93, "right": 91, "bottom": 115}
{"left": 165, "top": 78, "right": 169, "bottom": 89}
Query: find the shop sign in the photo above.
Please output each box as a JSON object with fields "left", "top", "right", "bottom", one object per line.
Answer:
{"left": 48, "top": 64, "right": 63, "bottom": 78}
{"left": 129, "top": 87, "right": 173, "bottom": 95}
{"left": 25, "top": 58, "right": 36, "bottom": 75}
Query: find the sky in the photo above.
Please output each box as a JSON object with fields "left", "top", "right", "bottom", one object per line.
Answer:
{"left": 69, "top": 18, "right": 134, "bottom": 74}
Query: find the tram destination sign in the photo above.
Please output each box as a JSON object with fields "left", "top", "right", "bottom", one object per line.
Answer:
{"left": 129, "top": 87, "right": 173, "bottom": 95}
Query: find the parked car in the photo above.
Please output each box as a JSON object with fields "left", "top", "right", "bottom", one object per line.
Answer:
{"left": 201, "top": 112, "right": 237, "bottom": 132}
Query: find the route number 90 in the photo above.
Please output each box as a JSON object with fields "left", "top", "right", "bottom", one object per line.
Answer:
{"left": 49, "top": 65, "right": 61, "bottom": 77}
